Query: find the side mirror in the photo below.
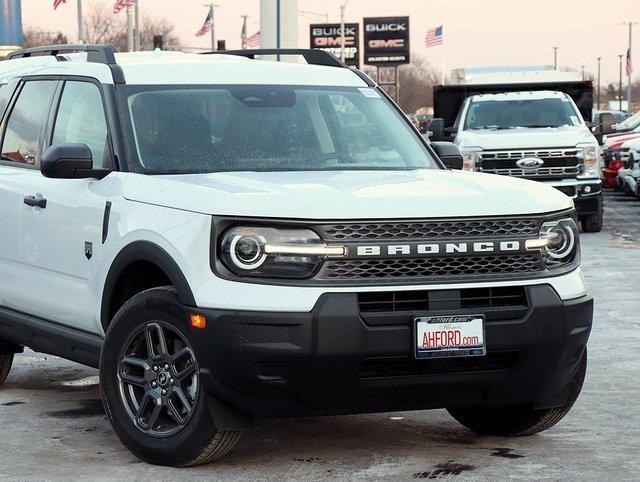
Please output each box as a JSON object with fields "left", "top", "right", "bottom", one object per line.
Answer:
{"left": 427, "top": 118, "right": 445, "bottom": 141}
{"left": 599, "top": 113, "right": 616, "bottom": 135}
{"left": 41, "top": 144, "right": 109, "bottom": 179}
{"left": 431, "top": 141, "right": 464, "bottom": 170}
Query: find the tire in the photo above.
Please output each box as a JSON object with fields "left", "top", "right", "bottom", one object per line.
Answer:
{"left": 581, "top": 197, "right": 603, "bottom": 233}
{"left": 447, "top": 349, "right": 587, "bottom": 436}
{"left": 0, "top": 350, "right": 14, "bottom": 387}
{"left": 100, "top": 286, "right": 241, "bottom": 467}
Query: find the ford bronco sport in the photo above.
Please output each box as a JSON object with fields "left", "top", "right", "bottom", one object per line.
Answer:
{"left": 0, "top": 45, "right": 592, "bottom": 467}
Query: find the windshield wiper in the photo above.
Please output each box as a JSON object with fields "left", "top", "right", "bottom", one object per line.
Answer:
{"left": 517, "top": 125, "right": 560, "bottom": 128}
{"left": 469, "top": 126, "right": 518, "bottom": 131}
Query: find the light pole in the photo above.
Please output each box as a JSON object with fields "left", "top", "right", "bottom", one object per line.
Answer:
{"left": 597, "top": 57, "right": 601, "bottom": 110}
{"left": 77, "top": 0, "right": 84, "bottom": 43}
{"left": 619, "top": 54, "right": 624, "bottom": 111}
{"left": 553, "top": 46, "right": 558, "bottom": 70}
{"left": 581, "top": 65, "right": 585, "bottom": 80}
{"left": 339, "top": 1, "right": 349, "bottom": 63}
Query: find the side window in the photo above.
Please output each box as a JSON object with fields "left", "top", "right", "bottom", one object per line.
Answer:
{"left": 52, "top": 81, "right": 110, "bottom": 168}
{"left": 1, "top": 80, "right": 57, "bottom": 165}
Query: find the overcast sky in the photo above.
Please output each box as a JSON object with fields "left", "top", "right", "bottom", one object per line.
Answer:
{"left": 20, "top": 0, "right": 639, "bottom": 83}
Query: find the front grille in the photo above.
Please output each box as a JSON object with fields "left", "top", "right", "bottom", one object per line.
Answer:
{"left": 358, "top": 286, "right": 527, "bottom": 313}
{"left": 358, "top": 351, "right": 519, "bottom": 379}
{"left": 319, "top": 254, "right": 542, "bottom": 280}
{"left": 478, "top": 148, "right": 582, "bottom": 179}
{"left": 316, "top": 218, "right": 539, "bottom": 241}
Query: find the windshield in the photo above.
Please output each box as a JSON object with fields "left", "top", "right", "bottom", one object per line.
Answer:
{"left": 616, "top": 111, "right": 640, "bottom": 129}
{"left": 123, "top": 85, "right": 435, "bottom": 174}
{"left": 463, "top": 98, "right": 581, "bottom": 130}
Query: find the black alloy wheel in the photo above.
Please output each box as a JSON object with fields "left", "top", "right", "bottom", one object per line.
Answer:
{"left": 118, "top": 321, "right": 199, "bottom": 438}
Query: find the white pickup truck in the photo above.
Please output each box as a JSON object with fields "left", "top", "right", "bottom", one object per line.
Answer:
{"left": 430, "top": 87, "right": 603, "bottom": 232}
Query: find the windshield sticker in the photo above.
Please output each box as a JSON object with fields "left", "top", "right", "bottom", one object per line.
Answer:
{"left": 359, "top": 88, "right": 382, "bottom": 98}
{"left": 570, "top": 115, "right": 580, "bottom": 126}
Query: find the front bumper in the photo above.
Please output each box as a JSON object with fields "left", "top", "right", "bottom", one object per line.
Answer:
{"left": 189, "top": 285, "right": 592, "bottom": 421}
{"left": 546, "top": 179, "right": 602, "bottom": 216}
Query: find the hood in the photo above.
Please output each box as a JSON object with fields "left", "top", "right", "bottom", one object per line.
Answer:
{"left": 456, "top": 125, "right": 595, "bottom": 150}
{"left": 604, "top": 132, "right": 640, "bottom": 148}
{"left": 622, "top": 137, "right": 640, "bottom": 150}
{"left": 122, "top": 170, "right": 573, "bottom": 219}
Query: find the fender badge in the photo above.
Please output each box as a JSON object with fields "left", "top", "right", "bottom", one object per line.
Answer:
{"left": 84, "top": 242, "right": 93, "bottom": 260}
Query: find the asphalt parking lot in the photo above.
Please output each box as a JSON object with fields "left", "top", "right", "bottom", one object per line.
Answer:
{"left": 1, "top": 190, "right": 639, "bottom": 481}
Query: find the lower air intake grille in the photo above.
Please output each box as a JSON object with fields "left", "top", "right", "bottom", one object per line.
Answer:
{"left": 358, "top": 351, "right": 520, "bottom": 379}
{"left": 319, "top": 254, "right": 542, "bottom": 280}
{"left": 358, "top": 286, "right": 528, "bottom": 313}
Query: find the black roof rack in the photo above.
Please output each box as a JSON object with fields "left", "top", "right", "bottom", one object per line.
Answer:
{"left": 7, "top": 44, "right": 119, "bottom": 65}
{"left": 203, "top": 49, "right": 346, "bottom": 68}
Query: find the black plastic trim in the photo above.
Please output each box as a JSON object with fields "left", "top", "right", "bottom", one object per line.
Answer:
{"left": 7, "top": 44, "right": 119, "bottom": 65}
{"left": 0, "top": 307, "right": 102, "bottom": 368}
{"left": 204, "top": 49, "right": 346, "bottom": 67}
{"left": 101, "top": 241, "right": 196, "bottom": 329}
{"left": 190, "top": 288, "right": 593, "bottom": 418}
{"left": 102, "top": 201, "right": 112, "bottom": 244}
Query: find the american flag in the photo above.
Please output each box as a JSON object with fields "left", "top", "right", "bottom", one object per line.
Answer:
{"left": 114, "top": 0, "right": 135, "bottom": 14}
{"left": 425, "top": 25, "right": 444, "bottom": 47}
{"left": 246, "top": 31, "right": 260, "bottom": 49}
{"left": 626, "top": 48, "right": 634, "bottom": 76}
{"left": 196, "top": 10, "right": 213, "bottom": 37}
{"left": 53, "top": 0, "right": 66, "bottom": 9}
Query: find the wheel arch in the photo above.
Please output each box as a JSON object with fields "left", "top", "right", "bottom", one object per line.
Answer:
{"left": 101, "top": 241, "right": 196, "bottom": 331}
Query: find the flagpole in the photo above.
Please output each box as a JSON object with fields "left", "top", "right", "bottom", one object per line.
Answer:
{"left": 211, "top": 4, "right": 216, "bottom": 51}
{"left": 241, "top": 15, "right": 248, "bottom": 49}
{"left": 126, "top": 5, "right": 134, "bottom": 52}
{"left": 134, "top": 0, "right": 141, "bottom": 51}
{"left": 625, "top": 21, "right": 635, "bottom": 111}
{"left": 77, "top": 0, "right": 84, "bottom": 43}
{"left": 441, "top": 41, "right": 445, "bottom": 85}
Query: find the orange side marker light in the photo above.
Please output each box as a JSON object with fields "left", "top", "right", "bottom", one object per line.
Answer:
{"left": 190, "top": 313, "right": 207, "bottom": 329}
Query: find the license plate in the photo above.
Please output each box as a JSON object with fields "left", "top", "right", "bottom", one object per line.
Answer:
{"left": 415, "top": 315, "right": 486, "bottom": 359}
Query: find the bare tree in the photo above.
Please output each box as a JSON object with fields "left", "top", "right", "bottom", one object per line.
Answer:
{"left": 22, "top": 27, "right": 69, "bottom": 48}
{"left": 363, "top": 54, "right": 440, "bottom": 113}
{"left": 82, "top": 2, "right": 180, "bottom": 51}
{"left": 397, "top": 55, "right": 441, "bottom": 113}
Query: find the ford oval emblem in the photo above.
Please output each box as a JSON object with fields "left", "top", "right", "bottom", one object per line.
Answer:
{"left": 516, "top": 157, "right": 544, "bottom": 169}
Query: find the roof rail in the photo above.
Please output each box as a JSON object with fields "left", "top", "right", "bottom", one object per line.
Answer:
{"left": 7, "top": 44, "right": 119, "bottom": 65}
{"left": 203, "top": 49, "right": 346, "bottom": 68}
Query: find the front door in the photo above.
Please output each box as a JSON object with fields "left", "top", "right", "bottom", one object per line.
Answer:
{"left": 16, "top": 79, "right": 115, "bottom": 331}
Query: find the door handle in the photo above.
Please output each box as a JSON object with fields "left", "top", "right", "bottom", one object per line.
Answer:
{"left": 23, "top": 195, "right": 47, "bottom": 209}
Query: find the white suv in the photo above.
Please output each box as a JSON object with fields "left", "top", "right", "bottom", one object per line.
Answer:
{"left": 0, "top": 45, "right": 592, "bottom": 467}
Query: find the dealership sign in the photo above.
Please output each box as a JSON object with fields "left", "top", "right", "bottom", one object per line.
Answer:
{"left": 363, "top": 16, "right": 410, "bottom": 65}
{"left": 310, "top": 23, "right": 360, "bottom": 67}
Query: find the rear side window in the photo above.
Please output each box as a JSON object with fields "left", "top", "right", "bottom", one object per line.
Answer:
{"left": 52, "top": 81, "right": 110, "bottom": 168}
{"left": 1, "top": 80, "right": 57, "bottom": 165}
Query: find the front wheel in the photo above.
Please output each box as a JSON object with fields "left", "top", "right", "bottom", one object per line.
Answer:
{"left": 580, "top": 197, "right": 603, "bottom": 233}
{"left": 0, "top": 349, "right": 14, "bottom": 387}
{"left": 100, "top": 287, "right": 241, "bottom": 466}
{"left": 447, "top": 350, "right": 586, "bottom": 436}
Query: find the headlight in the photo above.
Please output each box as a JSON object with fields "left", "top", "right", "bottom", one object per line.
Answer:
{"left": 220, "top": 227, "right": 344, "bottom": 279}
{"left": 526, "top": 217, "right": 579, "bottom": 268}
{"left": 577, "top": 142, "right": 600, "bottom": 178}
{"left": 460, "top": 147, "right": 482, "bottom": 171}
